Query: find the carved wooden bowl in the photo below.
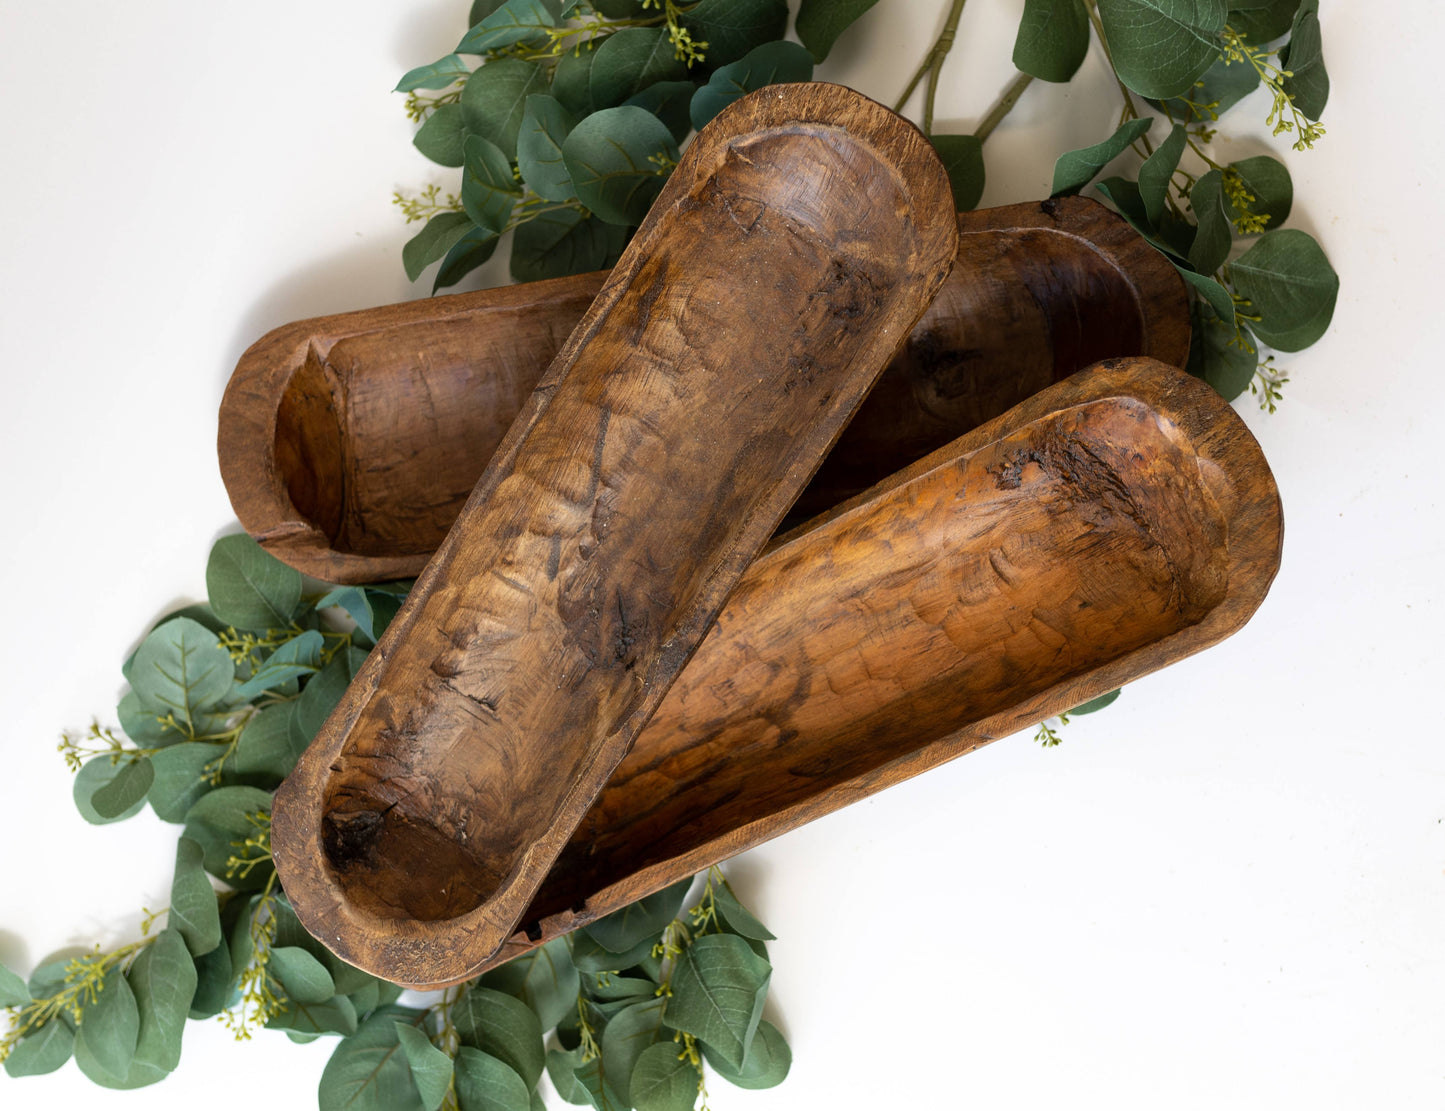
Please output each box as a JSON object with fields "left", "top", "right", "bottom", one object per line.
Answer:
{"left": 219, "top": 197, "right": 1189, "bottom": 583}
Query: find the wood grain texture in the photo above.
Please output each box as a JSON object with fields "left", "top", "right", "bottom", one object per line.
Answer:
{"left": 464, "top": 356, "right": 1283, "bottom": 981}
{"left": 270, "top": 83, "right": 959, "bottom": 986}
{"left": 219, "top": 197, "right": 1188, "bottom": 582}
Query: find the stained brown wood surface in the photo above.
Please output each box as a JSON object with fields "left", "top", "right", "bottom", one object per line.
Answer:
{"left": 468, "top": 357, "right": 1283, "bottom": 981}
{"left": 271, "top": 84, "right": 959, "bottom": 985}
{"left": 219, "top": 197, "right": 1188, "bottom": 582}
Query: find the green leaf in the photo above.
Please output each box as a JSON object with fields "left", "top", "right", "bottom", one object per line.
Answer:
{"left": 700, "top": 1019, "right": 790, "bottom": 1090}
{"left": 91, "top": 755, "right": 155, "bottom": 819}
{"left": 461, "top": 58, "right": 549, "bottom": 159}
{"left": 1187, "top": 301, "right": 1258, "bottom": 400}
{"left": 1138, "top": 123, "right": 1187, "bottom": 226}
{"left": 453, "top": 985, "right": 545, "bottom": 1087}
{"left": 547, "top": 1046, "right": 595, "bottom": 1106}
{"left": 584, "top": 878, "right": 693, "bottom": 955}
{"left": 1051, "top": 117, "right": 1153, "bottom": 197}
{"left": 930, "top": 134, "right": 985, "bottom": 212}
{"left": 571, "top": 929, "right": 657, "bottom": 975}
{"left": 233, "top": 702, "right": 304, "bottom": 782}
{"left": 207, "top": 533, "right": 304, "bottom": 631}
{"left": 600, "top": 995, "right": 668, "bottom": 1105}
{"left": 664, "top": 933, "right": 770, "bottom": 1070}
{"left": 1280, "top": 0, "right": 1327, "bottom": 119}
{"left": 517, "top": 94, "right": 578, "bottom": 202}
{"left": 623, "top": 80, "right": 698, "bottom": 145}
{"left": 233, "top": 629, "right": 323, "bottom": 700}
{"left": 1227, "top": 0, "right": 1300, "bottom": 43}
{"left": 629, "top": 1041, "right": 697, "bottom": 1111}
{"left": 296, "top": 647, "right": 367, "bottom": 741}
{"left": 1187, "top": 169, "right": 1232, "bottom": 275}
{"left": 148, "top": 742, "right": 220, "bottom": 823}
{"left": 396, "top": 1023, "right": 454, "bottom": 1111}
{"left": 187, "top": 920, "right": 233, "bottom": 1019}
{"left": 182, "top": 786, "right": 274, "bottom": 890}
{"left": 1157, "top": 52, "right": 1260, "bottom": 122}
{"left": 713, "top": 885, "right": 775, "bottom": 941}
{"left": 1224, "top": 155, "right": 1292, "bottom": 234}
{"left": 75, "top": 967, "right": 140, "bottom": 1083}
{"left": 269, "top": 995, "right": 359, "bottom": 1037}
{"left": 1095, "top": 0, "right": 1228, "bottom": 98}
{"left": 170, "top": 837, "right": 222, "bottom": 956}
{"left": 435, "top": 224, "right": 502, "bottom": 292}
{"left": 680, "top": 0, "right": 789, "bottom": 69}
{"left": 552, "top": 39, "right": 601, "bottom": 117}
{"left": 472, "top": 0, "right": 511, "bottom": 24}
{"left": 590, "top": 27, "right": 689, "bottom": 110}
{"left": 572, "top": 1053, "right": 628, "bottom": 1111}
{"left": 403, "top": 212, "right": 478, "bottom": 284}
{"left": 1012, "top": 0, "right": 1091, "bottom": 82}
{"left": 398, "top": 55, "right": 471, "bottom": 93}
{"left": 271, "top": 947, "right": 337, "bottom": 1005}
{"left": 454, "top": 1046, "right": 532, "bottom": 1111}
{"left": 795, "top": 0, "right": 880, "bottom": 62}
{"left": 463, "top": 134, "right": 522, "bottom": 234}
{"left": 74, "top": 756, "right": 149, "bottom": 825}
{"left": 130, "top": 617, "right": 236, "bottom": 733}
{"left": 585, "top": 975, "right": 655, "bottom": 1002}
{"left": 689, "top": 41, "right": 812, "bottom": 131}
{"left": 128, "top": 928, "right": 196, "bottom": 1075}
{"left": 118, "top": 689, "right": 185, "bottom": 748}
{"left": 414, "top": 102, "right": 469, "bottom": 168}
{"left": 458, "top": 0, "right": 560, "bottom": 56}
{"left": 480, "top": 935, "right": 580, "bottom": 1030}
{"left": 315, "top": 586, "right": 377, "bottom": 642}
{"left": 1070, "top": 688, "right": 1123, "bottom": 715}
{"left": 1175, "top": 262, "right": 1237, "bottom": 326}
{"left": 3, "top": 1019, "right": 73, "bottom": 1077}
{"left": 562, "top": 106, "right": 677, "bottom": 226}
{"left": 1228, "top": 227, "right": 1337, "bottom": 350}
{"left": 319, "top": 1006, "right": 428, "bottom": 1111}
{"left": 511, "top": 208, "right": 627, "bottom": 283}
{"left": 0, "top": 962, "right": 30, "bottom": 1007}
{"left": 592, "top": 0, "right": 646, "bottom": 14}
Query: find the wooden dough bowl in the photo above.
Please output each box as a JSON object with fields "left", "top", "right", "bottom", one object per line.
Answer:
{"left": 220, "top": 197, "right": 1189, "bottom": 584}
{"left": 271, "top": 83, "right": 960, "bottom": 986}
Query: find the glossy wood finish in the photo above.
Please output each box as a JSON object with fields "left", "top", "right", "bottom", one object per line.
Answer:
{"left": 468, "top": 357, "right": 1282, "bottom": 982}
{"left": 271, "top": 84, "right": 959, "bottom": 986}
{"left": 219, "top": 197, "right": 1188, "bottom": 582}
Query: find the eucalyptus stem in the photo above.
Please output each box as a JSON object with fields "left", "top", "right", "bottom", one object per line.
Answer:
{"left": 974, "top": 70, "right": 1035, "bottom": 143}
{"left": 893, "top": 0, "right": 968, "bottom": 135}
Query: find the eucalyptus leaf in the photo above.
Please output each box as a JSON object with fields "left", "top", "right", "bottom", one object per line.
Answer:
{"left": 398, "top": 54, "right": 472, "bottom": 93}
{"left": 1228, "top": 227, "right": 1337, "bottom": 350}
{"left": 624, "top": 80, "right": 698, "bottom": 145}
{"left": 1174, "top": 263, "right": 1237, "bottom": 326}
{"left": 452, "top": 984, "right": 545, "bottom": 1087}
{"left": 233, "top": 629, "right": 323, "bottom": 700}
{"left": 3, "top": 1018, "right": 73, "bottom": 1077}
{"left": 592, "top": 0, "right": 646, "bottom": 14}
{"left": 1138, "top": 123, "right": 1187, "bottom": 226}
{"left": 585, "top": 974, "right": 655, "bottom": 1002}
{"left": 73, "top": 1028, "right": 166, "bottom": 1090}
{"left": 665, "top": 933, "right": 770, "bottom": 1070}
{"left": 74, "top": 756, "right": 149, "bottom": 825}
{"left": 480, "top": 935, "right": 580, "bottom": 1030}
{"left": 403, "top": 212, "right": 477, "bottom": 284}
{"left": 680, "top": 0, "right": 789, "bottom": 69}
{"left": 91, "top": 754, "right": 155, "bottom": 819}
{"left": 1012, "top": 0, "right": 1090, "bottom": 83}
{"left": 0, "top": 961, "right": 30, "bottom": 1007}
{"left": 517, "top": 94, "right": 578, "bottom": 202}
{"left": 584, "top": 878, "right": 693, "bottom": 954}
{"left": 600, "top": 995, "right": 668, "bottom": 1105}
{"left": 461, "top": 58, "right": 548, "bottom": 159}
{"left": 572, "top": 1052, "right": 628, "bottom": 1111}
{"left": 1280, "top": 0, "right": 1327, "bottom": 120}
{"left": 463, "top": 134, "right": 522, "bottom": 235}
{"left": 269, "top": 995, "right": 359, "bottom": 1037}
{"left": 296, "top": 647, "right": 368, "bottom": 741}
{"left": 1187, "top": 302, "right": 1259, "bottom": 400}
{"left": 1095, "top": 0, "right": 1228, "bottom": 99}
{"left": 148, "top": 742, "right": 220, "bottom": 823}
{"left": 207, "top": 533, "right": 303, "bottom": 631}
{"left": 118, "top": 688, "right": 185, "bottom": 748}
{"left": 561, "top": 106, "right": 677, "bottom": 226}
{"left": 796, "top": 0, "right": 880, "bottom": 62}
{"left": 457, "top": 0, "right": 559, "bottom": 56}
{"left": 629, "top": 1041, "right": 697, "bottom": 1111}
{"left": 689, "top": 41, "right": 812, "bottom": 131}
{"left": 572, "top": 929, "right": 657, "bottom": 975}
{"left": 187, "top": 922, "right": 233, "bottom": 1019}
{"left": 1158, "top": 52, "right": 1260, "bottom": 122}
{"left": 511, "top": 208, "right": 628, "bottom": 282}
{"left": 1224, "top": 155, "right": 1292, "bottom": 234}
{"left": 435, "top": 224, "right": 501, "bottom": 292}
{"left": 930, "top": 133, "right": 985, "bottom": 212}
{"left": 1071, "top": 688, "right": 1123, "bottom": 715}
{"left": 319, "top": 1006, "right": 428, "bottom": 1111}
{"left": 1051, "top": 117, "right": 1152, "bottom": 197}
{"left": 414, "top": 102, "right": 469, "bottom": 168}
{"left": 454, "top": 1046, "right": 532, "bottom": 1111}
{"left": 170, "top": 836, "right": 222, "bottom": 956}
{"left": 590, "top": 27, "right": 689, "bottom": 110}
{"left": 130, "top": 617, "right": 235, "bottom": 733}
{"left": 75, "top": 967, "right": 140, "bottom": 1084}
{"left": 396, "top": 1023, "right": 454, "bottom": 1111}
{"left": 271, "top": 946, "right": 337, "bottom": 1005}
{"left": 182, "top": 785, "right": 274, "bottom": 890}
{"left": 233, "top": 701, "right": 304, "bottom": 782}
{"left": 713, "top": 884, "right": 775, "bottom": 941}
{"left": 552, "top": 39, "right": 601, "bottom": 117}
{"left": 1227, "top": 0, "right": 1300, "bottom": 43}
{"left": 1188, "top": 169, "right": 1233, "bottom": 275}
{"left": 128, "top": 928, "right": 196, "bottom": 1075}
{"left": 546, "top": 1046, "right": 595, "bottom": 1106}
{"left": 700, "top": 1019, "right": 790, "bottom": 1090}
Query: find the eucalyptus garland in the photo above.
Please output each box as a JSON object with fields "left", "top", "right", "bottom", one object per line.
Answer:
{"left": 1, "top": 535, "right": 787, "bottom": 1110}
{"left": 396, "top": 0, "right": 1337, "bottom": 412}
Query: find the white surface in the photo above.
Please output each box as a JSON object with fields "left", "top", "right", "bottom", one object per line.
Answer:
{"left": 1, "top": 1, "right": 1441, "bottom": 1108}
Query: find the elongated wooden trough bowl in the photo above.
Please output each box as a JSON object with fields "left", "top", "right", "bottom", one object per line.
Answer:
{"left": 271, "top": 84, "right": 960, "bottom": 986}
{"left": 220, "top": 197, "right": 1189, "bottom": 583}
{"left": 469, "top": 358, "right": 1282, "bottom": 979}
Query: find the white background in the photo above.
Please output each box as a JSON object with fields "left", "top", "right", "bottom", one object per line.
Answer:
{"left": 1, "top": 1, "right": 1441, "bottom": 1107}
